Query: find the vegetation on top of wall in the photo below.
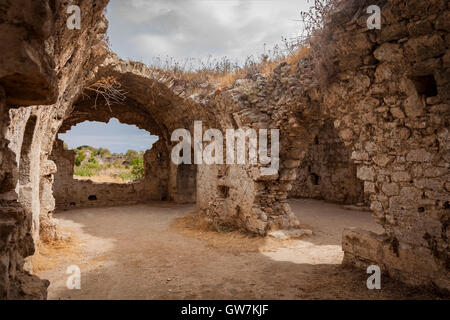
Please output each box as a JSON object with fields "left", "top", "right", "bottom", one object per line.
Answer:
{"left": 117, "top": 2, "right": 341, "bottom": 90}
{"left": 145, "top": 46, "right": 311, "bottom": 90}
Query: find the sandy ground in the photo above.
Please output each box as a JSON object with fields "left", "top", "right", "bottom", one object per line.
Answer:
{"left": 34, "top": 199, "right": 437, "bottom": 300}
{"left": 75, "top": 175, "right": 127, "bottom": 183}
{"left": 74, "top": 167, "right": 135, "bottom": 183}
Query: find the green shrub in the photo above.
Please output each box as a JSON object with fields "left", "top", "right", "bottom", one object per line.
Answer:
{"left": 74, "top": 167, "right": 94, "bottom": 177}
{"left": 119, "top": 172, "right": 134, "bottom": 181}
{"left": 73, "top": 146, "right": 145, "bottom": 182}
{"left": 74, "top": 151, "right": 86, "bottom": 166}
{"left": 84, "top": 157, "right": 101, "bottom": 170}
{"left": 131, "top": 157, "right": 144, "bottom": 180}
{"left": 113, "top": 159, "right": 123, "bottom": 168}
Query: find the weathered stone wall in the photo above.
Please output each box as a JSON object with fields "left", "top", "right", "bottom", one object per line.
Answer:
{"left": 0, "top": 87, "right": 47, "bottom": 299}
{"left": 196, "top": 82, "right": 276, "bottom": 234}
{"left": 312, "top": 0, "right": 450, "bottom": 293}
{"left": 289, "top": 120, "right": 366, "bottom": 204}
{"left": 199, "top": 0, "right": 449, "bottom": 293}
{"left": 0, "top": 0, "right": 109, "bottom": 299}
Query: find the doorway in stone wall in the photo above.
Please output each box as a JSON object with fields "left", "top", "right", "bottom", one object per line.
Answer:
{"left": 175, "top": 164, "right": 197, "bottom": 204}
{"left": 283, "top": 120, "right": 383, "bottom": 269}
{"left": 288, "top": 120, "right": 366, "bottom": 206}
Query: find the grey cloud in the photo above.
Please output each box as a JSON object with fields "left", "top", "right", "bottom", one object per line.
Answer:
{"left": 106, "top": 0, "right": 309, "bottom": 64}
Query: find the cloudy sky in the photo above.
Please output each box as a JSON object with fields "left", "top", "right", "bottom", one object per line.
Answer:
{"left": 59, "top": 119, "right": 159, "bottom": 153}
{"left": 105, "top": 0, "right": 309, "bottom": 65}
{"left": 62, "top": 0, "right": 310, "bottom": 152}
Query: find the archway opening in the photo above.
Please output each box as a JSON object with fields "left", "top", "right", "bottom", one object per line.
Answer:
{"left": 289, "top": 120, "right": 366, "bottom": 206}
{"left": 279, "top": 119, "right": 383, "bottom": 269}
{"left": 59, "top": 118, "right": 158, "bottom": 184}
{"left": 50, "top": 115, "right": 176, "bottom": 210}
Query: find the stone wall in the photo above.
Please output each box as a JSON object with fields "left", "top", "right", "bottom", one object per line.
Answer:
{"left": 198, "top": 0, "right": 449, "bottom": 293}
{"left": 289, "top": 120, "right": 366, "bottom": 204}
{"left": 316, "top": 0, "right": 449, "bottom": 293}
{"left": 0, "top": 0, "right": 109, "bottom": 299}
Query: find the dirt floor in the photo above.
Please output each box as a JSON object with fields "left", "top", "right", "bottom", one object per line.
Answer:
{"left": 74, "top": 167, "right": 134, "bottom": 184}
{"left": 33, "top": 199, "right": 437, "bottom": 300}
{"left": 75, "top": 175, "right": 128, "bottom": 183}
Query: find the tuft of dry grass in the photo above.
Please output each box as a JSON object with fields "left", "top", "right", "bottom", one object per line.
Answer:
{"left": 142, "top": 43, "right": 311, "bottom": 92}
{"left": 176, "top": 46, "right": 311, "bottom": 90}
{"left": 170, "top": 211, "right": 296, "bottom": 255}
{"left": 259, "top": 46, "right": 311, "bottom": 76}
{"left": 285, "top": 46, "right": 312, "bottom": 66}
{"left": 32, "top": 227, "right": 83, "bottom": 273}
{"left": 74, "top": 166, "right": 134, "bottom": 184}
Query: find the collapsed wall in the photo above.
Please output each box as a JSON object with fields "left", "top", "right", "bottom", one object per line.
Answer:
{"left": 51, "top": 138, "right": 170, "bottom": 209}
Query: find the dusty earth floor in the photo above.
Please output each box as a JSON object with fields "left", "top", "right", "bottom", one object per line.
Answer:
{"left": 33, "top": 199, "right": 437, "bottom": 300}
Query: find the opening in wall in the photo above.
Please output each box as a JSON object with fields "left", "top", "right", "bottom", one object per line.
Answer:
{"left": 411, "top": 74, "right": 438, "bottom": 97}
{"left": 176, "top": 164, "right": 197, "bottom": 203}
{"left": 58, "top": 118, "right": 158, "bottom": 184}
{"left": 289, "top": 121, "right": 366, "bottom": 205}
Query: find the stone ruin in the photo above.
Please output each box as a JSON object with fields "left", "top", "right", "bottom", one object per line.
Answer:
{"left": 0, "top": 0, "right": 448, "bottom": 299}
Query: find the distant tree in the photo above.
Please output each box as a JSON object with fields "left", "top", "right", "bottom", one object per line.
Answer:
{"left": 125, "top": 149, "right": 139, "bottom": 161}
{"left": 77, "top": 145, "right": 96, "bottom": 152}
{"left": 94, "top": 147, "right": 111, "bottom": 157}
{"left": 63, "top": 142, "right": 69, "bottom": 150}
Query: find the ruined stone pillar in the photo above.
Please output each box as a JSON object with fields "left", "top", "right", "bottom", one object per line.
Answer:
{"left": 39, "top": 160, "right": 58, "bottom": 243}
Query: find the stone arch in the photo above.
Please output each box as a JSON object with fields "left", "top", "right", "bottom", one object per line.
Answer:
{"left": 51, "top": 59, "right": 218, "bottom": 210}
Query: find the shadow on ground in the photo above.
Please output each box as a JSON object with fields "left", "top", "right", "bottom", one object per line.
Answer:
{"left": 35, "top": 201, "right": 437, "bottom": 300}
